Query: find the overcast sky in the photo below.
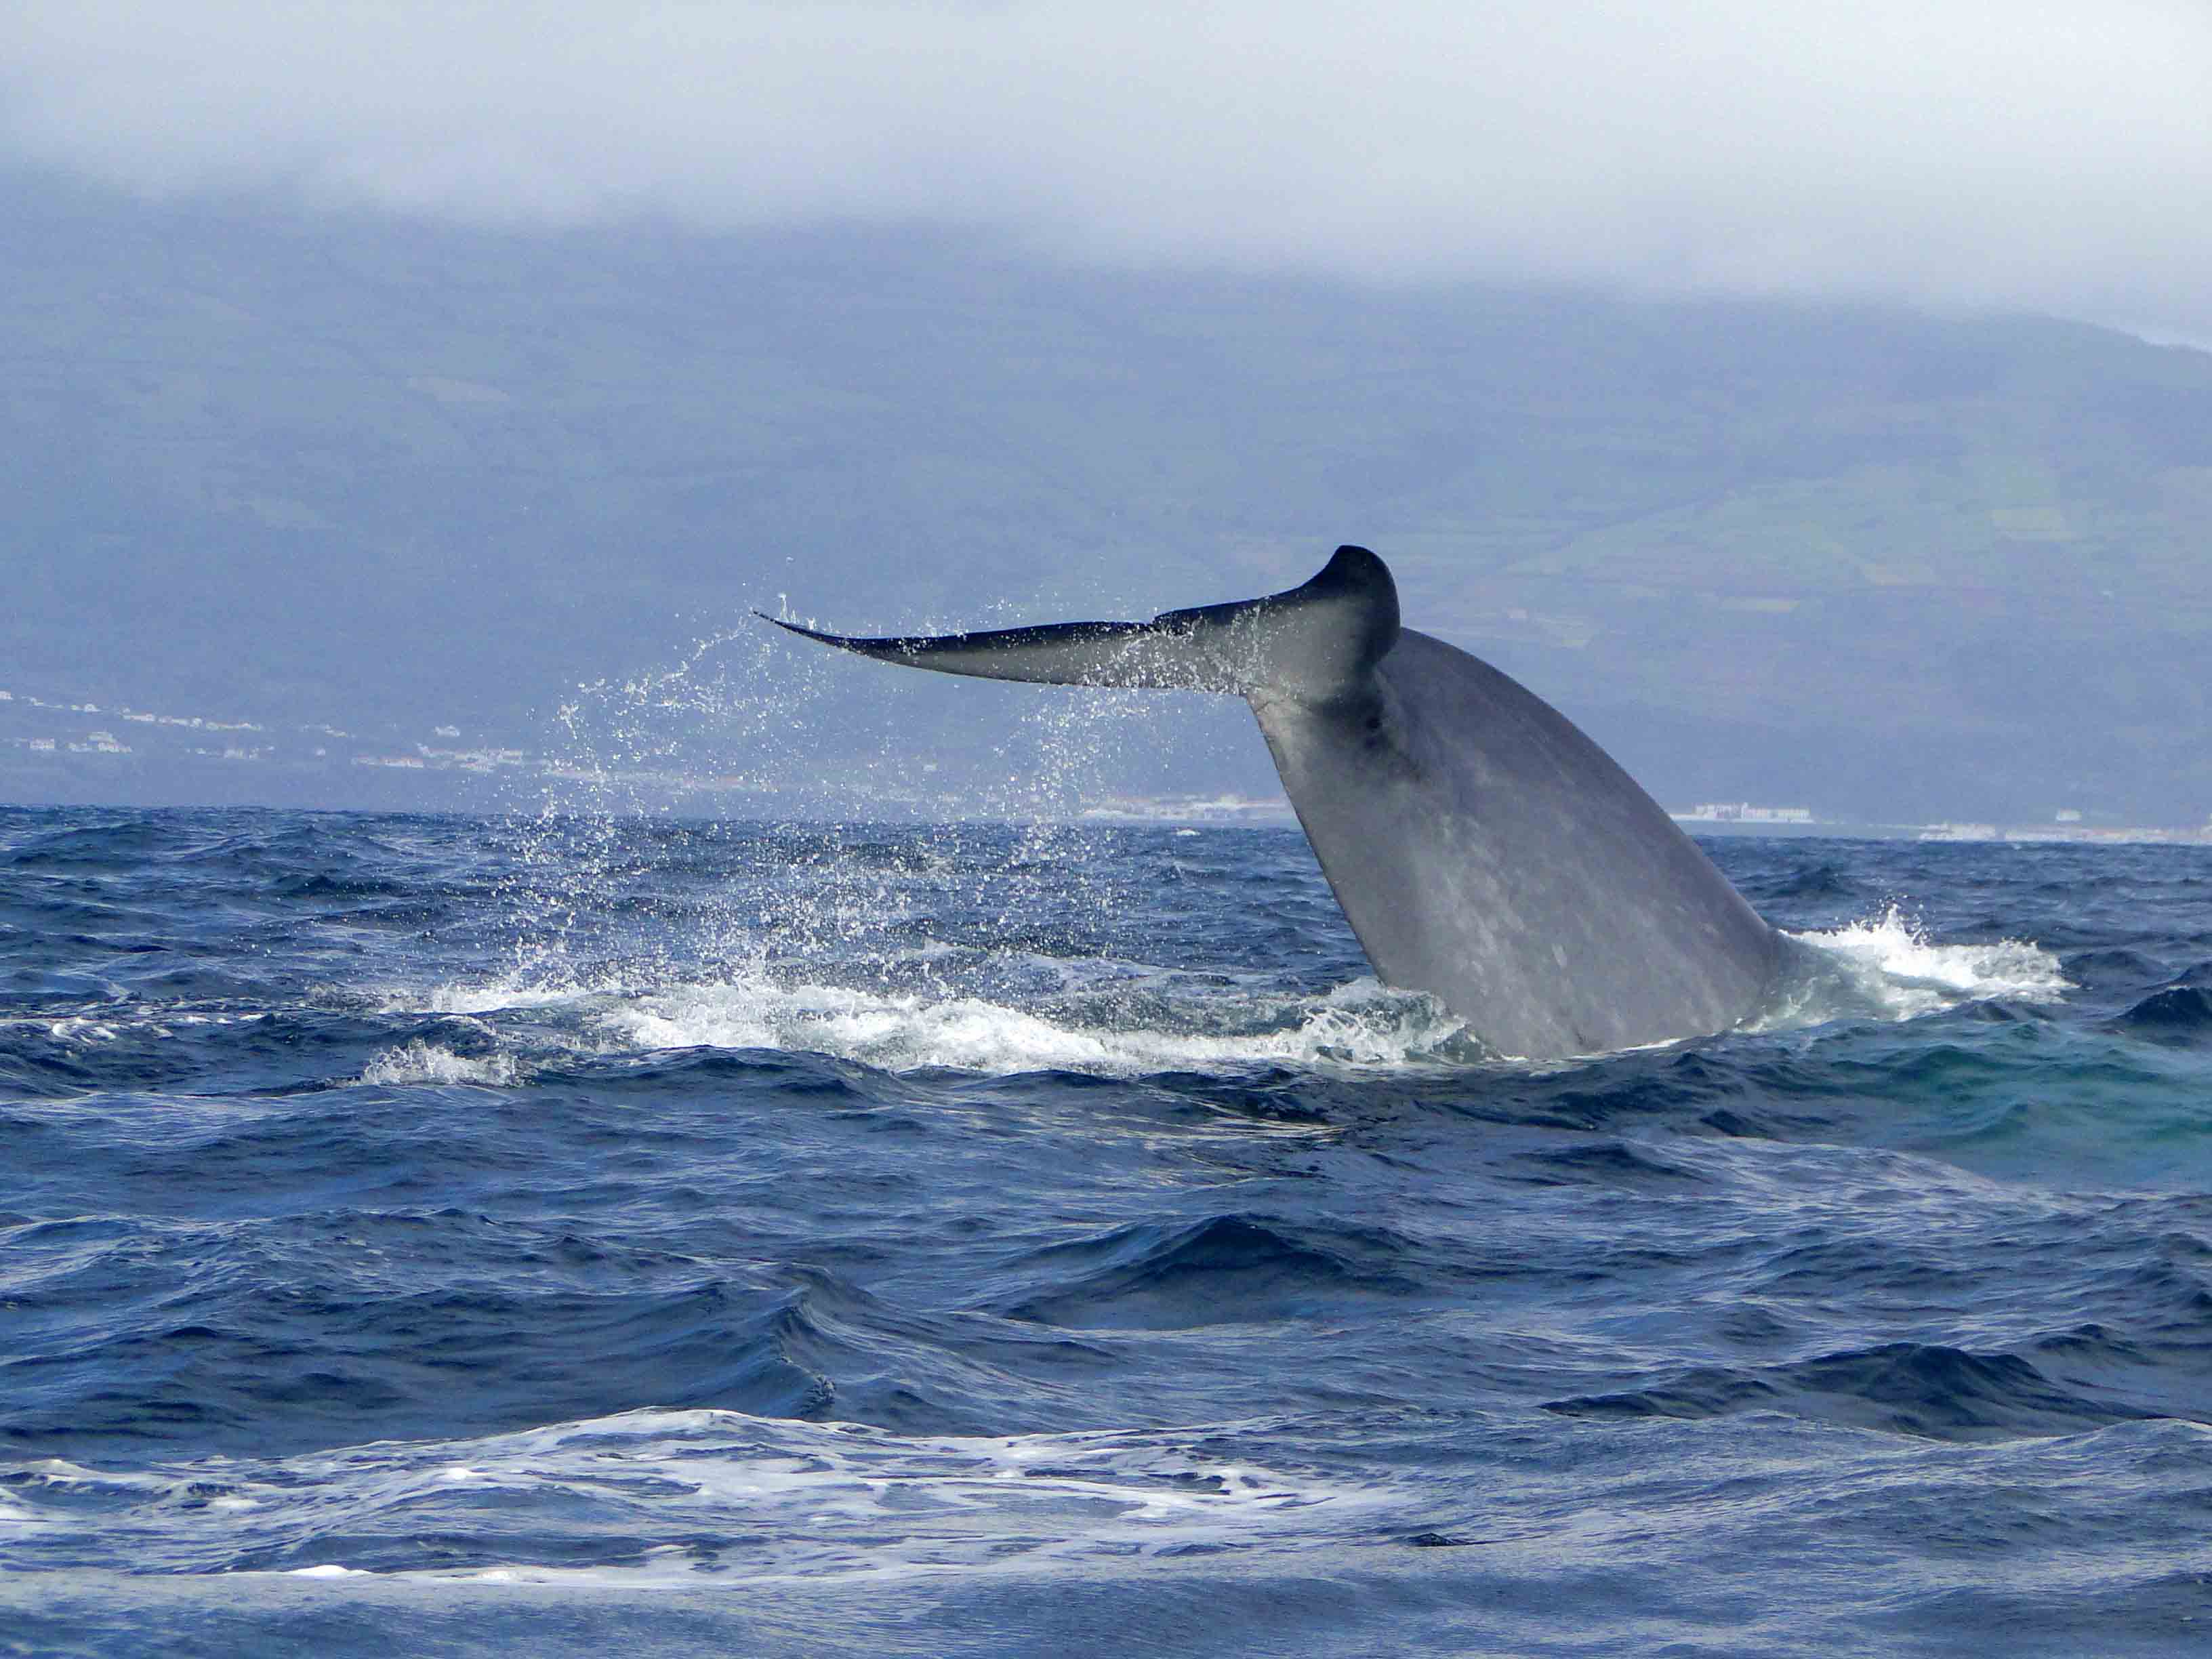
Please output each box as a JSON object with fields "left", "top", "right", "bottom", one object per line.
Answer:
{"left": 5, "top": 2, "right": 2211, "bottom": 337}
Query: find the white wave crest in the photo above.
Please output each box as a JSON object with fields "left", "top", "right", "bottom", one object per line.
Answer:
{"left": 600, "top": 972, "right": 1473, "bottom": 1076}
{"left": 382, "top": 905, "right": 2062, "bottom": 1082}
{"left": 359, "top": 1040, "right": 520, "bottom": 1088}
{"left": 14, "top": 1408, "right": 1383, "bottom": 1584}
{"left": 1753, "top": 905, "right": 2069, "bottom": 1030}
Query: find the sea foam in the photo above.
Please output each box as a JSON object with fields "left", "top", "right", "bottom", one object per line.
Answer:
{"left": 598, "top": 972, "right": 1473, "bottom": 1076}
{"left": 359, "top": 1040, "right": 520, "bottom": 1088}
{"left": 14, "top": 1407, "right": 1377, "bottom": 1584}
{"left": 1759, "top": 905, "right": 2069, "bottom": 1029}
{"left": 384, "top": 901, "right": 2067, "bottom": 1084}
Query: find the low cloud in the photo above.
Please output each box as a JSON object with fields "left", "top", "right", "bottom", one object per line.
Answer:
{"left": 6, "top": 1, "right": 2211, "bottom": 332}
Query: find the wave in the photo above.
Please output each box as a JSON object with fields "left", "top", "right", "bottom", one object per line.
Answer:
{"left": 388, "top": 969, "right": 1483, "bottom": 1078}
{"left": 359, "top": 1040, "right": 520, "bottom": 1088}
{"left": 607, "top": 974, "right": 1479, "bottom": 1075}
{"left": 382, "top": 907, "right": 2066, "bottom": 1085}
{"left": 998, "top": 1213, "right": 1424, "bottom": 1330}
{"left": 1546, "top": 1338, "right": 2156, "bottom": 1443}
{"left": 0, "top": 1408, "right": 1378, "bottom": 1581}
{"left": 1754, "top": 905, "right": 2068, "bottom": 1030}
{"left": 2114, "top": 984, "right": 2212, "bottom": 1041}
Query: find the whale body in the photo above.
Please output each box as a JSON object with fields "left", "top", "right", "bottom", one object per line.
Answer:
{"left": 764, "top": 546, "right": 1781, "bottom": 1059}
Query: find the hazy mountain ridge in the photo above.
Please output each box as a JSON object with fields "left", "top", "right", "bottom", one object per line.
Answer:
{"left": 5, "top": 167, "right": 2208, "bottom": 821}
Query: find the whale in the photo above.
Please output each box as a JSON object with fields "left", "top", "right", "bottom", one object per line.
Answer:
{"left": 762, "top": 546, "right": 1782, "bottom": 1059}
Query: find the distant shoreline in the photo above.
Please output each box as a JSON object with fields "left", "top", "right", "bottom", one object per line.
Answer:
{"left": 5, "top": 780, "right": 2212, "bottom": 849}
{"left": 1672, "top": 817, "right": 2212, "bottom": 846}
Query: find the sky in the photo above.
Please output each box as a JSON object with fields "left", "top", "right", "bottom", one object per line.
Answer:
{"left": 5, "top": 1, "right": 2212, "bottom": 340}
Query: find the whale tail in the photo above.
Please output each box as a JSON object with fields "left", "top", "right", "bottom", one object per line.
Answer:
{"left": 764, "top": 542, "right": 1781, "bottom": 1059}
{"left": 759, "top": 545, "right": 1399, "bottom": 708}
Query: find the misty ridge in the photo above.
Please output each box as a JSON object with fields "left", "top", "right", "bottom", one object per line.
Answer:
{"left": 5, "top": 163, "right": 2211, "bottom": 824}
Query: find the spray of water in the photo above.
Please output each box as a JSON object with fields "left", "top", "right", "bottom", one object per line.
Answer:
{"left": 390, "top": 627, "right": 2074, "bottom": 1087}
{"left": 1755, "top": 904, "right": 2070, "bottom": 1031}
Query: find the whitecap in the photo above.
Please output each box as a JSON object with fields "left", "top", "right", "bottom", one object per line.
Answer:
{"left": 230, "top": 1407, "right": 1377, "bottom": 1584}
{"left": 1750, "top": 904, "right": 2069, "bottom": 1031}
{"left": 596, "top": 970, "right": 1476, "bottom": 1076}
{"left": 371, "top": 900, "right": 2062, "bottom": 1084}
{"left": 9, "top": 1406, "right": 1387, "bottom": 1584}
{"left": 359, "top": 1041, "right": 519, "bottom": 1088}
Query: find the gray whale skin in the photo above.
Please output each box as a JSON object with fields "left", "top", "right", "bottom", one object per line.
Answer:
{"left": 764, "top": 546, "right": 1781, "bottom": 1059}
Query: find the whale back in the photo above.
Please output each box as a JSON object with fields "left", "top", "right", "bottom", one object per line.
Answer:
{"left": 764, "top": 546, "right": 1781, "bottom": 1058}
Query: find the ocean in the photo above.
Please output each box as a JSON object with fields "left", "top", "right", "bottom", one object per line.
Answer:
{"left": 3, "top": 804, "right": 2209, "bottom": 1656}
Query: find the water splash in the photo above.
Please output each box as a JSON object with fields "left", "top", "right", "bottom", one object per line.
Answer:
{"left": 360, "top": 1039, "right": 520, "bottom": 1088}
{"left": 1752, "top": 904, "right": 2070, "bottom": 1031}
{"left": 459, "top": 620, "right": 2079, "bottom": 1078}
{"left": 386, "top": 895, "right": 2072, "bottom": 1083}
{"left": 602, "top": 971, "right": 1474, "bottom": 1075}
{"left": 388, "top": 967, "right": 1477, "bottom": 1079}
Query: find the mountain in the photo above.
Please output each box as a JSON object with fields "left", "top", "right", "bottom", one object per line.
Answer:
{"left": 5, "top": 165, "right": 2208, "bottom": 821}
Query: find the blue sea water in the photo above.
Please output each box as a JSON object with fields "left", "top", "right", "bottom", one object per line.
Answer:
{"left": 3, "top": 803, "right": 2211, "bottom": 1655}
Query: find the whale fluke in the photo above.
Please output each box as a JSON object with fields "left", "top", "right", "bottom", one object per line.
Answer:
{"left": 759, "top": 544, "right": 1399, "bottom": 703}
{"left": 765, "top": 546, "right": 1782, "bottom": 1059}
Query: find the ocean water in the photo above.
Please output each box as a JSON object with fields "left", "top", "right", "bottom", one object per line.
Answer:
{"left": 3, "top": 804, "right": 2211, "bottom": 1656}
